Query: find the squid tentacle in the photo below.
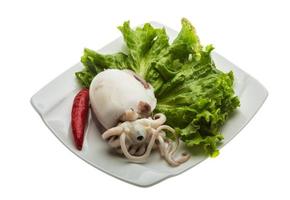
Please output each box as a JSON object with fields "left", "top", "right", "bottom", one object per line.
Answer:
{"left": 120, "top": 129, "right": 157, "bottom": 163}
{"left": 108, "top": 136, "right": 121, "bottom": 148}
{"left": 157, "top": 135, "right": 180, "bottom": 166}
{"left": 157, "top": 135, "right": 166, "bottom": 157}
{"left": 128, "top": 145, "right": 139, "bottom": 155}
{"left": 120, "top": 109, "right": 139, "bottom": 122}
{"left": 156, "top": 125, "right": 175, "bottom": 134}
{"left": 135, "top": 144, "right": 146, "bottom": 156}
{"left": 156, "top": 126, "right": 191, "bottom": 166}
{"left": 102, "top": 117, "right": 190, "bottom": 166}
{"left": 102, "top": 127, "right": 124, "bottom": 140}
{"left": 150, "top": 113, "right": 166, "bottom": 128}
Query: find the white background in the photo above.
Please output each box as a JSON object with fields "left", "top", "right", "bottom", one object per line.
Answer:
{"left": 0, "top": 0, "right": 289, "bottom": 199}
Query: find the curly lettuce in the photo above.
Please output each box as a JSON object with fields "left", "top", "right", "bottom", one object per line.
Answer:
{"left": 76, "top": 18, "right": 240, "bottom": 157}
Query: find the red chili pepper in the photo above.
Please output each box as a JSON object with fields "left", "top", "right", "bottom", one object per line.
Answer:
{"left": 71, "top": 88, "right": 89, "bottom": 150}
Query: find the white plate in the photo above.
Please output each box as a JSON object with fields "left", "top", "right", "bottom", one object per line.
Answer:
{"left": 31, "top": 22, "right": 268, "bottom": 187}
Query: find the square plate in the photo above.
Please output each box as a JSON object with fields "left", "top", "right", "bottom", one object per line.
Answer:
{"left": 31, "top": 22, "right": 268, "bottom": 187}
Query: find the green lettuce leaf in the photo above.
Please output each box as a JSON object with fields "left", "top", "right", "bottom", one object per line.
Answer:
{"left": 75, "top": 18, "right": 240, "bottom": 157}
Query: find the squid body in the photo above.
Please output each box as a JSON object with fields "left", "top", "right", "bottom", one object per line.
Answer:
{"left": 89, "top": 69, "right": 190, "bottom": 166}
